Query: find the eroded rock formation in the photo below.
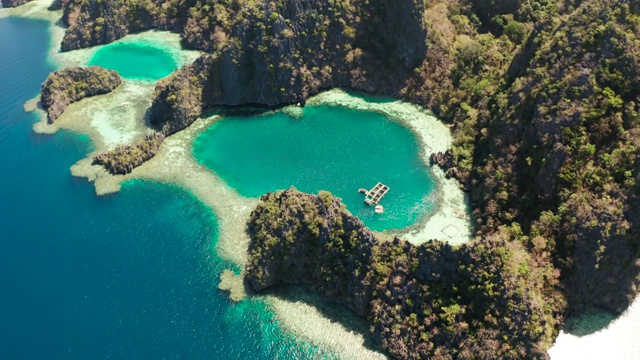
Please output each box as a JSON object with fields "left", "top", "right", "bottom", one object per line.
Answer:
{"left": 40, "top": 66, "right": 122, "bottom": 123}
{"left": 149, "top": 0, "right": 427, "bottom": 131}
{"left": 92, "top": 132, "right": 166, "bottom": 175}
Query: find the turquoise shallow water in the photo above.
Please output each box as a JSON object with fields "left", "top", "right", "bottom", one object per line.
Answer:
{"left": 0, "top": 17, "right": 329, "bottom": 359}
{"left": 88, "top": 41, "right": 177, "bottom": 81}
{"left": 193, "top": 106, "right": 436, "bottom": 231}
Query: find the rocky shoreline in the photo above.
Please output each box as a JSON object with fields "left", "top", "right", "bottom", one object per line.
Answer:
{"left": 0, "top": 0, "right": 32, "bottom": 8}
{"left": 40, "top": 66, "right": 122, "bottom": 123}
{"left": 48, "top": 0, "right": 429, "bottom": 175}
{"left": 430, "top": 150, "right": 462, "bottom": 183}
{"left": 92, "top": 132, "right": 166, "bottom": 174}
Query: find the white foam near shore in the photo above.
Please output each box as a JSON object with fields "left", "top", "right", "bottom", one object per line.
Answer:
{"left": 548, "top": 296, "right": 640, "bottom": 360}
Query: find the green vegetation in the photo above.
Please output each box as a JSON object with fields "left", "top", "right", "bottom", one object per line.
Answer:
{"left": 40, "top": 66, "right": 122, "bottom": 122}
{"left": 246, "top": 189, "right": 557, "bottom": 359}
{"left": 466, "top": 0, "right": 640, "bottom": 314}
{"left": 92, "top": 132, "right": 166, "bottom": 174}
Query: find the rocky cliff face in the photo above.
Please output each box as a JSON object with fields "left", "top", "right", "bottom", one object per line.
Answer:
{"left": 40, "top": 66, "right": 122, "bottom": 123}
{"left": 246, "top": 188, "right": 557, "bottom": 359}
{"left": 246, "top": 188, "right": 379, "bottom": 317}
{"left": 149, "top": 0, "right": 427, "bottom": 130}
{"left": 57, "top": 0, "right": 193, "bottom": 51}
{"left": 0, "top": 0, "right": 33, "bottom": 7}
{"left": 430, "top": 150, "right": 462, "bottom": 181}
{"left": 470, "top": 0, "right": 640, "bottom": 314}
{"left": 57, "top": 0, "right": 427, "bottom": 131}
{"left": 92, "top": 132, "right": 165, "bottom": 174}
{"left": 151, "top": 0, "right": 426, "bottom": 127}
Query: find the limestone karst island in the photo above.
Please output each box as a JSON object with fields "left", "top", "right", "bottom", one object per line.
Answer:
{"left": 1, "top": 0, "right": 639, "bottom": 359}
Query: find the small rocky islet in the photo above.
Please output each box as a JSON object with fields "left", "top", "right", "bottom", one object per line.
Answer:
{"left": 40, "top": 66, "right": 122, "bottom": 123}
{"left": 13, "top": 0, "right": 640, "bottom": 358}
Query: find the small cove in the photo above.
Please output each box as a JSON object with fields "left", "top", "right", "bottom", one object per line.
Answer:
{"left": 193, "top": 104, "right": 437, "bottom": 231}
{"left": 88, "top": 41, "right": 178, "bottom": 81}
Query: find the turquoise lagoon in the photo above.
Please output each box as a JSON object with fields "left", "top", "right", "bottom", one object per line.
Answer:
{"left": 0, "top": 17, "right": 329, "bottom": 359}
{"left": 194, "top": 105, "right": 437, "bottom": 231}
{"left": 88, "top": 41, "right": 178, "bottom": 81}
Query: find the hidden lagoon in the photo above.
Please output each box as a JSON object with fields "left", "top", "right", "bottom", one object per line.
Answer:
{"left": 89, "top": 41, "right": 178, "bottom": 81}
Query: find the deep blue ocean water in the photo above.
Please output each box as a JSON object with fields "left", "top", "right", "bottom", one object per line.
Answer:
{"left": 0, "top": 17, "right": 328, "bottom": 359}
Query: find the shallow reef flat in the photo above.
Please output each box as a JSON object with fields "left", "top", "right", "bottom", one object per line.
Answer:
{"left": 66, "top": 88, "right": 473, "bottom": 357}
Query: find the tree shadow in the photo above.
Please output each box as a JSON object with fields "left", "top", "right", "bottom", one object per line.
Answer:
{"left": 562, "top": 308, "right": 617, "bottom": 337}
{"left": 255, "top": 283, "right": 389, "bottom": 358}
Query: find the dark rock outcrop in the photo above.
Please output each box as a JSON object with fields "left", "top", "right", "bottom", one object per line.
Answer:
{"left": 0, "top": 0, "right": 33, "bottom": 7}
{"left": 92, "top": 132, "right": 166, "bottom": 175}
{"left": 246, "top": 188, "right": 558, "bottom": 359}
{"left": 246, "top": 188, "right": 379, "bottom": 317}
{"left": 430, "top": 150, "right": 461, "bottom": 179}
{"left": 40, "top": 66, "right": 122, "bottom": 123}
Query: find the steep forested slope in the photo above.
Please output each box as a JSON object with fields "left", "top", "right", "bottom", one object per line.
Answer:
{"left": 246, "top": 189, "right": 557, "bottom": 359}
{"left": 469, "top": 0, "right": 640, "bottom": 313}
